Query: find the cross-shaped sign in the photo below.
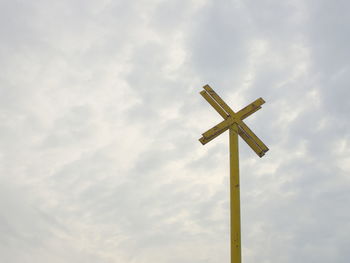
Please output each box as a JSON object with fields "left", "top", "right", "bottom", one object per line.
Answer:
{"left": 199, "top": 84, "right": 269, "bottom": 263}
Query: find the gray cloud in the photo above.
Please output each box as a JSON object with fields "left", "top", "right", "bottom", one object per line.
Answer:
{"left": 0, "top": 0, "right": 349, "bottom": 262}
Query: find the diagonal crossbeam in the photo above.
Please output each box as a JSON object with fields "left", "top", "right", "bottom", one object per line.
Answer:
{"left": 199, "top": 85, "right": 268, "bottom": 157}
{"left": 198, "top": 84, "right": 269, "bottom": 263}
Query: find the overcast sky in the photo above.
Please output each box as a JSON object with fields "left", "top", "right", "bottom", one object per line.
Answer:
{"left": 1, "top": 0, "right": 349, "bottom": 262}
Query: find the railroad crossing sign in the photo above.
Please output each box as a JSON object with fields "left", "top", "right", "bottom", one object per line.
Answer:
{"left": 198, "top": 84, "right": 269, "bottom": 263}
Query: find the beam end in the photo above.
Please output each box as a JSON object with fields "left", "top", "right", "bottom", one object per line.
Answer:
{"left": 199, "top": 137, "right": 207, "bottom": 145}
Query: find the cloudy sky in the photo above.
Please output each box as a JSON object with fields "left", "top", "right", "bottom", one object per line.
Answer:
{"left": 1, "top": 0, "right": 349, "bottom": 262}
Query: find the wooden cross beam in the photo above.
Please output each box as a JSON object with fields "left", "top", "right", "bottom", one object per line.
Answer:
{"left": 198, "top": 84, "right": 269, "bottom": 263}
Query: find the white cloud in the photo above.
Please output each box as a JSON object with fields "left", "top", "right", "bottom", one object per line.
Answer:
{"left": 0, "top": 0, "right": 349, "bottom": 262}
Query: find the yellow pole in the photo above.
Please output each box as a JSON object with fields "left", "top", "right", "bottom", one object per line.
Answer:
{"left": 230, "top": 123, "right": 241, "bottom": 263}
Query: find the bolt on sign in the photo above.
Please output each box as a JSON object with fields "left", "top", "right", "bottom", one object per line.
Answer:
{"left": 198, "top": 84, "right": 269, "bottom": 263}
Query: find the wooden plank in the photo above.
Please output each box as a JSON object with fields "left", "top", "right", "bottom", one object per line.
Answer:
{"left": 199, "top": 118, "right": 232, "bottom": 145}
{"left": 229, "top": 124, "right": 242, "bottom": 263}
{"left": 238, "top": 128, "right": 265, "bottom": 157}
{"left": 203, "top": 85, "right": 236, "bottom": 116}
{"left": 200, "top": 90, "right": 228, "bottom": 119}
{"left": 236, "top": 97, "right": 265, "bottom": 120}
{"left": 236, "top": 119, "right": 269, "bottom": 153}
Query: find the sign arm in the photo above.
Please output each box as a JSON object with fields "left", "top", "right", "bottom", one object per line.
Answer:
{"left": 199, "top": 119, "right": 232, "bottom": 145}
{"left": 200, "top": 90, "right": 229, "bottom": 119}
{"left": 238, "top": 128, "right": 266, "bottom": 157}
{"left": 237, "top": 98, "right": 265, "bottom": 120}
{"left": 203, "top": 85, "right": 236, "bottom": 116}
{"left": 236, "top": 119, "right": 269, "bottom": 153}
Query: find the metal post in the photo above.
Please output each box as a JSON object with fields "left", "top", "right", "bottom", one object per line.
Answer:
{"left": 230, "top": 124, "right": 241, "bottom": 263}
